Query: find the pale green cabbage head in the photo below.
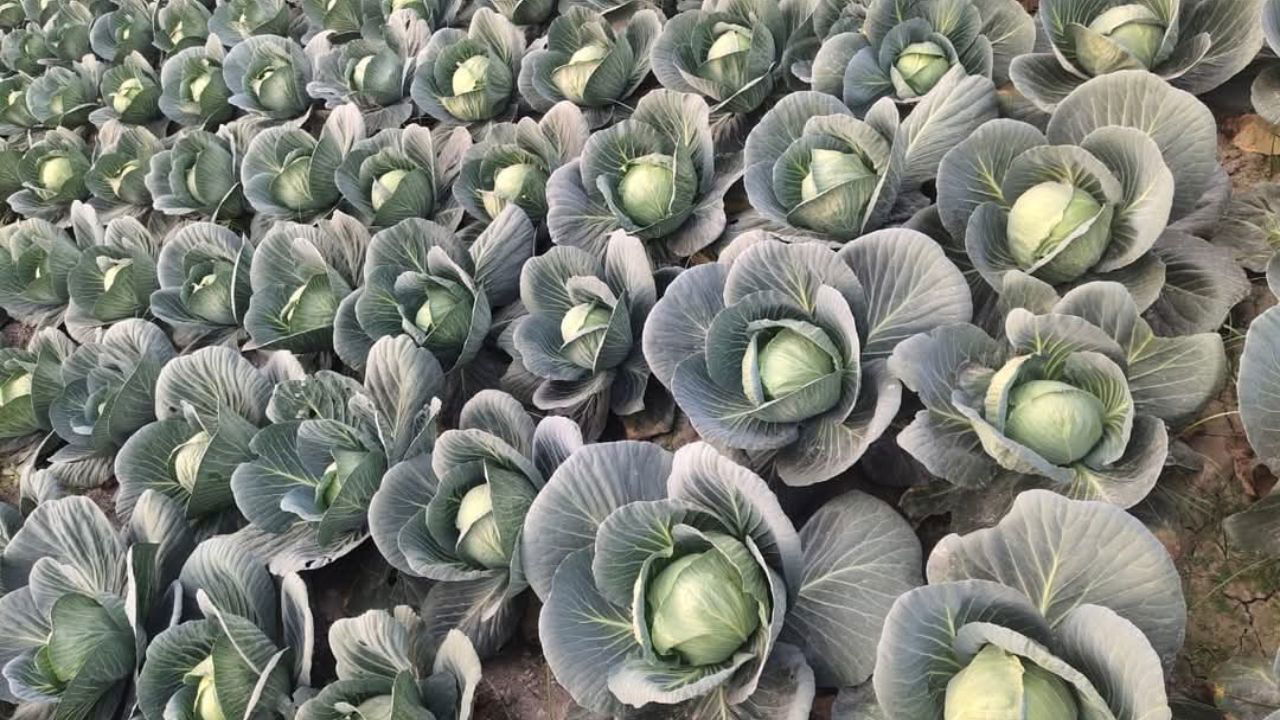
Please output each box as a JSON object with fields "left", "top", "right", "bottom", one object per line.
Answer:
{"left": 753, "top": 328, "right": 836, "bottom": 400}
{"left": 455, "top": 483, "right": 507, "bottom": 569}
{"left": 552, "top": 43, "right": 609, "bottom": 103}
{"left": 1004, "top": 380, "right": 1106, "bottom": 466}
{"left": 188, "top": 656, "right": 227, "bottom": 720}
{"left": 646, "top": 534, "right": 765, "bottom": 667}
{"left": 945, "top": 645, "right": 1079, "bottom": 720}
{"left": 173, "top": 430, "right": 212, "bottom": 493}
{"left": 484, "top": 163, "right": 548, "bottom": 218}
{"left": 0, "top": 371, "right": 31, "bottom": 405}
{"left": 1006, "top": 181, "right": 1108, "bottom": 282}
{"left": 619, "top": 155, "right": 677, "bottom": 227}
{"left": 452, "top": 55, "right": 491, "bottom": 96}
{"left": 1085, "top": 4, "right": 1165, "bottom": 70}
{"left": 894, "top": 41, "right": 949, "bottom": 95}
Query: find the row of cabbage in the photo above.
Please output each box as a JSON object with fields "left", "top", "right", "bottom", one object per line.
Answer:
{"left": 0, "top": 0, "right": 1275, "bottom": 716}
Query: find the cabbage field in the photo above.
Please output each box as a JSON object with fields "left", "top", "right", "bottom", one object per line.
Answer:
{"left": 1, "top": 0, "right": 1280, "bottom": 716}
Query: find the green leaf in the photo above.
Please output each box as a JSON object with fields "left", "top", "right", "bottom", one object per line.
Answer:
{"left": 781, "top": 491, "right": 921, "bottom": 687}
{"left": 539, "top": 548, "right": 636, "bottom": 717}
{"left": 667, "top": 443, "right": 803, "bottom": 589}
{"left": 1046, "top": 70, "right": 1216, "bottom": 220}
{"left": 45, "top": 594, "right": 134, "bottom": 690}
{"left": 2, "top": 496, "right": 124, "bottom": 594}
{"left": 872, "top": 580, "right": 1053, "bottom": 716}
{"left": 522, "top": 442, "right": 671, "bottom": 600}
{"left": 179, "top": 537, "right": 279, "bottom": 642}
{"left": 926, "top": 489, "right": 1185, "bottom": 666}
{"left": 329, "top": 609, "right": 415, "bottom": 680}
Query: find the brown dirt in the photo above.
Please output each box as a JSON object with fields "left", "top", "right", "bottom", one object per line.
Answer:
{"left": 474, "top": 641, "right": 573, "bottom": 720}
{"left": 1166, "top": 124, "right": 1280, "bottom": 707}
{"left": 1222, "top": 116, "right": 1277, "bottom": 189}
{"left": 1166, "top": 330, "right": 1280, "bottom": 701}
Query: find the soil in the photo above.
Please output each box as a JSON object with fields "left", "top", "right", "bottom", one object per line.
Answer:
{"left": 1165, "top": 123, "right": 1280, "bottom": 708}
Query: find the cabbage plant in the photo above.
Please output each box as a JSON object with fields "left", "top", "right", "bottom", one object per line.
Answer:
{"left": 224, "top": 35, "right": 314, "bottom": 120}
{"left": 352, "top": 0, "right": 461, "bottom": 39}
{"left": 932, "top": 71, "right": 1246, "bottom": 335}
{"left": 10, "top": 128, "right": 92, "bottom": 222}
{"left": 1258, "top": 0, "right": 1280, "bottom": 127}
{"left": 209, "top": 0, "right": 290, "bottom": 46}
{"left": 299, "top": 611, "right": 480, "bottom": 720}
{"left": 158, "top": 41, "right": 236, "bottom": 128}
{"left": 232, "top": 335, "right": 443, "bottom": 572}
{"left": 154, "top": 0, "right": 211, "bottom": 53}
{"left": 652, "top": 0, "right": 812, "bottom": 118}
{"left": 45, "top": 319, "right": 174, "bottom": 481}
{"left": 306, "top": 10, "right": 430, "bottom": 130}
{"left": 889, "top": 281, "right": 1226, "bottom": 508}
{"left": 517, "top": 6, "right": 661, "bottom": 128}
{"left": 410, "top": 8, "right": 526, "bottom": 126}
{"left": 41, "top": 0, "right": 94, "bottom": 61}
{"left": 0, "top": 217, "right": 85, "bottom": 326}
{"left": 146, "top": 125, "right": 251, "bottom": 219}
{"left": 0, "top": 327, "right": 74, "bottom": 442}
{"left": 116, "top": 345, "right": 289, "bottom": 527}
{"left": 1010, "top": 0, "right": 1264, "bottom": 111}
{"left": 0, "top": 492, "right": 195, "bottom": 716}
{"left": 243, "top": 104, "right": 365, "bottom": 221}
{"left": 0, "top": 75, "right": 39, "bottom": 135}
{"left": 27, "top": 57, "right": 103, "bottom": 130}
{"left": 870, "top": 490, "right": 1184, "bottom": 718}
{"left": 335, "top": 123, "right": 471, "bottom": 229}
{"left": 1, "top": 24, "right": 53, "bottom": 73}
{"left": 92, "top": 52, "right": 162, "bottom": 126}
{"left": 149, "top": 222, "right": 254, "bottom": 344}
{"left": 743, "top": 73, "right": 995, "bottom": 242}
{"left": 645, "top": 231, "right": 970, "bottom": 485}
{"left": 524, "top": 441, "right": 922, "bottom": 716}
{"left": 809, "top": 0, "right": 1034, "bottom": 115}
{"left": 244, "top": 213, "right": 368, "bottom": 352}
{"left": 811, "top": 0, "right": 867, "bottom": 39}
{"left": 86, "top": 123, "right": 161, "bottom": 214}
{"left": 547, "top": 89, "right": 743, "bottom": 260}
{"left": 455, "top": 101, "right": 588, "bottom": 225}
{"left": 137, "top": 537, "right": 314, "bottom": 720}
{"left": 512, "top": 231, "right": 655, "bottom": 440}
{"left": 89, "top": 0, "right": 155, "bottom": 62}
{"left": 65, "top": 207, "right": 161, "bottom": 335}
{"left": 333, "top": 206, "right": 534, "bottom": 377}
{"left": 371, "top": 390, "right": 581, "bottom": 656}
